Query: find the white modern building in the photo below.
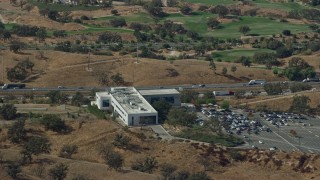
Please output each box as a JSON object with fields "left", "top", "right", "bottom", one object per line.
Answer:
{"left": 92, "top": 87, "right": 181, "bottom": 126}
{"left": 139, "top": 89, "right": 181, "bottom": 106}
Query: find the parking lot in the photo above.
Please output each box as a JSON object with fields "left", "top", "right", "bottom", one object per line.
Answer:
{"left": 200, "top": 107, "right": 320, "bottom": 153}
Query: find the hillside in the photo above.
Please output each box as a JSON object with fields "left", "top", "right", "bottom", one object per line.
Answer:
{"left": 1, "top": 117, "right": 320, "bottom": 180}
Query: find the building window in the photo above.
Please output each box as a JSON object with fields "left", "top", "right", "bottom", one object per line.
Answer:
{"left": 140, "top": 116, "right": 157, "bottom": 125}
{"left": 102, "top": 100, "right": 110, "bottom": 107}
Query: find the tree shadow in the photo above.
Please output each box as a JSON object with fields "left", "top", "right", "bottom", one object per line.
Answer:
{"left": 239, "top": 76, "right": 251, "bottom": 81}
{"left": 16, "top": 52, "right": 32, "bottom": 55}
{"left": 223, "top": 74, "right": 242, "bottom": 82}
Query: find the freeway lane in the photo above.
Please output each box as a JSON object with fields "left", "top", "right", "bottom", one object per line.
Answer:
{"left": 0, "top": 81, "right": 319, "bottom": 93}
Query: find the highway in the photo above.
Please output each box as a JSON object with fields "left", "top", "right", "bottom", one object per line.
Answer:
{"left": 0, "top": 81, "right": 319, "bottom": 93}
{"left": 0, "top": 82, "right": 261, "bottom": 93}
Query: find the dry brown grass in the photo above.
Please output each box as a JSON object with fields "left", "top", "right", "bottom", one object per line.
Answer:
{"left": 0, "top": 49, "right": 286, "bottom": 87}
{"left": 240, "top": 91, "right": 320, "bottom": 111}
{"left": 2, "top": 117, "right": 320, "bottom": 179}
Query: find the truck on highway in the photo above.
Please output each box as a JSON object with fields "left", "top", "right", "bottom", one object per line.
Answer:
{"left": 302, "top": 78, "right": 319, "bottom": 83}
{"left": 247, "top": 79, "right": 266, "bottom": 86}
{"left": 213, "top": 90, "right": 235, "bottom": 96}
{"left": 1, "top": 83, "right": 26, "bottom": 89}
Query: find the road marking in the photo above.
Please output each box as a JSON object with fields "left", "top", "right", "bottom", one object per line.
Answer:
{"left": 316, "top": 135, "right": 319, "bottom": 137}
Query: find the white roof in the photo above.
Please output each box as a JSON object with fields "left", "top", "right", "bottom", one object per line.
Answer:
{"left": 96, "top": 92, "right": 110, "bottom": 97}
{"left": 139, "top": 89, "right": 180, "bottom": 96}
{"left": 111, "top": 87, "right": 157, "bottom": 114}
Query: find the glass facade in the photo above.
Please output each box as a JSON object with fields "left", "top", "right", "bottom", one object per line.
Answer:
{"left": 102, "top": 100, "right": 110, "bottom": 107}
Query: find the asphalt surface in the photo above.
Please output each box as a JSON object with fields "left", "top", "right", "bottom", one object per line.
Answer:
{"left": 240, "top": 113, "right": 320, "bottom": 153}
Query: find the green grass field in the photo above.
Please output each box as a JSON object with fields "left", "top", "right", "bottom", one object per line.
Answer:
{"left": 163, "top": 12, "right": 217, "bottom": 34}
{"left": 211, "top": 48, "right": 274, "bottom": 62}
{"left": 253, "top": 0, "right": 305, "bottom": 11}
{"left": 28, "top": 0, "right": 102, "bottom": 11}
{"left": 186, "top": 0, "right": 305, "bottom": 11}
{"left": 206, "top": 16, "right": 310, "bottom": 38}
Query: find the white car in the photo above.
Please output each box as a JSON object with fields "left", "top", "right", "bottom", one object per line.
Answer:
{"left": 259, "top": 140, "right": 263, "bottom": 144}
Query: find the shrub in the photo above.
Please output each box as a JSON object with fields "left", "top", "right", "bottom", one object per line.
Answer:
{"left": 59, "top": 144, "right": 78, "bottom": 159}
{"left": 0, "top": 104, "right": 17, "bottom": 120}
{"left": 49, "top": 163, "right": 68, "bottom": 180}
{"left": 40, "top": 114, "right": 68, "bottom": 132}
{"left": 131, "top": 156, "right": 158, "bottom": 173}
{"left": 110, "top": 18, "right": 126, "bottom": 27}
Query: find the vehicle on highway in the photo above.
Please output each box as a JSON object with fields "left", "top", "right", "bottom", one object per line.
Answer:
{"left": 58, "top": 86, "right": 65, "bottom": 89}
{"left": 302, "top": 78, "right": 319, "bottom": 82}
{"left": 247, "top": 79, "right": 266, "bottom": 86}
{"left": 213, "top": 90, "right": 235, "bottom": 96}
{"left": 198, "top": 84, "right": 205, "bottom": 88}
{"left": 1, "top": 83, "right": 26, "bottom": 89}
{"left": 259, "top": 140, "right": 263, "bottom": 144}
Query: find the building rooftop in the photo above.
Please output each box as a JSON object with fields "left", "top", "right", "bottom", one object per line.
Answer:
{"left": 138, "top": 89, "right": 180, "bottom": 96}
{"left": 111, "top": 87, "right": 157, "bottom": 114}
{"left": 96, "top": 92, "right": 110, "bottom": 97}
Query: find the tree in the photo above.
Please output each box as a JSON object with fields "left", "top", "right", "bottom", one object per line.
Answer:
{"left": 282, "top": 29, "right": 291, "bottom": 36}
{"left": 40, "top": 114, "right": 68, "bottom": 133}
{"left": 110, "top": 18, "right": 126, "bottom": 27}
{"left": 238, "top": 56, "right": 251, "bottom": 67}
{"left": 188, "top": 172, "right": 211, "bottom": 180}
{"left": 231, "top": 65, "right": 237, "bottom": 73}
{"left": 160, "top": 163, "right": 176, "bottom": 179}
{"left": 111, "top": 73, "right": 125, "bottom": 86}
{"left": 9, "top": 41, "right": 25, "bottom": 53}
{"left": 175, "top": 170, "right": 190, "bottom": 180}
{"left": 221, "top": 100, "right": 229, "bottom": 110}
{"left": 152, "top": 99, "right": 171, "bottom": 123}
{"left": 284, "top": 57, "right": 315, "bottom": 81}
{"left": 180, "top": 5, "right": 192, "bottom": 15}
{"left": 0, "top": 104, "right": 17, "bottom": 120}
{"left": 49, "top": 163, "right": 68, "bottom": 180}
{"left": 222, "top": 67, "right": 227, "bottom": 75}
{"left": 113, "top": 133, "right": 131, "bottom": 148}
{"left": 59, "top": 144, "right": 78, "bottom": 159}
{"left": 207, "top": 18, "right": 220, "bottom": 29}
{"left": 98, "top": 32, "right": 122, "bottom": 43}
{"left": 239, "top": 25, "right": 251, "bottom": 35}
{"left": 8, "top": 119, "right": 26, "bottom": 143}
{"left": 209, "top": 60, "right": 216, "bottom": 74}
{"left": 276, "top": 47, "right": 293, "bottom": 58}
{"left": 71, "top": 92, "right": 86, "bottom": 106}
{"left": 106, "top": 151, "right": 123, "bottom": 170}
{"left": 111, "top": 9, "right": 119, "bottom": 16}
{"left": 131, "top": 156, "right": 158, "bottom": 173}
{"left": 47, "top": 90, "right": 69, "bottom": 104}
{"left": 144, "top": 4, "right": 167, "bottom": 17}
{"left": 290, "top": 95, "right": 311, "bottom": 113}
{"left": 21, "top": 136, "right": 51, "bottom": 163}
{"left": 6, "top": 163, "right": 21, "bottom": 180}
{"left": 36, "top": 27, "right": 47, "bottom": 42}
{"left": 166, "top": 108, "right": 197, "bottom": 127}
{"left": 53, "top": 30, "right": 67, "bottom": 37}
{"left": 212, "top": 5, "right": 229, "bottom": 17}
{"left": 263, "top": 83, "right": 287, "bottom": 95}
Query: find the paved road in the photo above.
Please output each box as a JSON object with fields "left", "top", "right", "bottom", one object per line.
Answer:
{"left": 240, "top": 113, "right": 320, "bottom": 153}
